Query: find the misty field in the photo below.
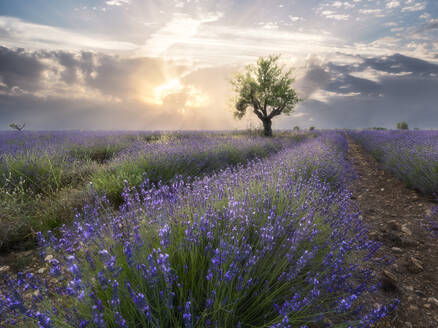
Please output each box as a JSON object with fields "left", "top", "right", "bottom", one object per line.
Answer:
{"left": 0, "top": 130, "right": 437, "bottom": 327}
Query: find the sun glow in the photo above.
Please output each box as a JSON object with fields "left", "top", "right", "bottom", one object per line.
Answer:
{"left": 140, "top": 78, "right": 209, "bottom": 110}
{"left": 153, "top": 78, "right": 184, "bottom": 105}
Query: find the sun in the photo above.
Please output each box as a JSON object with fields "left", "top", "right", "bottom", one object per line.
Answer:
{"left": 139, "top": 78, "right": 209, "bottom": 109}
{"left": 153, "top": 78, "right": 184, "bottom": 105}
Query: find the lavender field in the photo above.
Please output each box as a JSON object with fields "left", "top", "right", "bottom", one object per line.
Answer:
{"left": 0, "top": 129, "right": 437, "bottom": 327}
{"left": 349, "top": 130, "right": 438, "bottom": 196}
{"left": 0, "top": 131, "right": 300, "bottom": 250}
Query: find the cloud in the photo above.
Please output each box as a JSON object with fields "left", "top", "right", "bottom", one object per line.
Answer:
{"left": 0, "top": 45, "right": 243, "bottom": 130}
{"left": 259, "top": 22, "right": 280, "bottom": 30}
{"left": 138, "top": 18, "right": 342, "bottom": 65}
{"left": 402, "top": 2, "right": 426, "bottom": 12}
{"left": 0, "top": 16, "right": 138, "bottom": 52}
{"left": 276, "top": 52, "right": 438, "bottom": 129}
{"left": 416, "top": 18, "right": 438, "bottom": 33}
{"left": 362, "top": 53, "right": 438, "bottom": 77}
{"left": 321, "top": 10, "right": 350, "bottom": 20}
{"left": 358, "top": 8, "right": 385, "bottom": 17}
{"left": 288, "top": 16, "right": 304, "bottom": 22}
{"left": 0, "top": 46, "right": 46, "bottom": 92}
{"left": 386, "top": 1, "right": 400, "bottom": 9}
{"left": 1, "top": 45, "right": 438, "bottom": 130}
{"left": 106, "top": 0, "right": 130, "bottom": 6}
{"left": 141, "top": 12, "right": 223, "bottom": 57}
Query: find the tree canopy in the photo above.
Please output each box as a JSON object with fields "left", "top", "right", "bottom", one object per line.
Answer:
{"left": 231, "top": 55, "right": 302, "bottom": 136}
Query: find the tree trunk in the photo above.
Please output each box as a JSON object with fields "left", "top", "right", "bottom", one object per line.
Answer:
{"left": 262, "top": 119, "right": 272, "bottom": 137}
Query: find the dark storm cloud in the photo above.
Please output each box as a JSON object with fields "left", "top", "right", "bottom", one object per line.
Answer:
{"left": 294, "top": 65, "right": 331, "bottom": 98}
{"left": 279, "top": 53, "right": 438, "bottom": 129}
{"left": 0, "top": 46, "right": 46, "bottom": 91}
{"left": 327, "top": 69, "right": 381, "bottom": 96}
{"left": 49, "top": 51, "right": 81, "bottom": 84}
{"left": 362, "top": 54, "right": 438, "bottom": 77}
{"left": 289, "top": 74, "right": 438, "bottom": 129}
{"left": 297, "top": 53, "right": 438, "bottom": 100}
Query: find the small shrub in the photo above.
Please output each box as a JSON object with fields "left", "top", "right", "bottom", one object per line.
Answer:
{"left": 9, "top": 123, "right": 26, "bottom": 131}
{"left": 396, "top": 122, "right": 408, "bottom": 130}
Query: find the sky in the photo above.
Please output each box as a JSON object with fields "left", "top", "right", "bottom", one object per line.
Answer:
{"left": 0, "top": 0, "right": 438, "bottom": 130}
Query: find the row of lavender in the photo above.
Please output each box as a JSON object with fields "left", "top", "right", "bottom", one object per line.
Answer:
{"left": 0, "top": 131, "right": 298, "bottom": 249}
{"left": 0, "top": 132, "right": 395, "bottom": 327}
{"left": 348, "top": 130, "right": 438, "bottom": 196}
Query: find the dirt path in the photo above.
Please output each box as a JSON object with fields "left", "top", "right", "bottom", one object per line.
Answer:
{"left": 347, "top": 137, "right": 438, "bottom": 328}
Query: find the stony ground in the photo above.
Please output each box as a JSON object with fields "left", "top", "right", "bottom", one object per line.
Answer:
{"left": 1, "top": 138, "right": 437, "bottom": 327}
{"left": 347, "top": 137, "right": 438, "bottom": 328}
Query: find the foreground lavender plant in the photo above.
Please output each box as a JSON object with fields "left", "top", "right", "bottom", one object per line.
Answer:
{"left": 0, "top": 134, "right": 396, "bottom": 327}
{"left": 0, "top": 131, "right": 297, "bottom": 249}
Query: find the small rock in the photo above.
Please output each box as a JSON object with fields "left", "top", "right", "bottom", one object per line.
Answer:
{"left": 380, "top": 188, "right": 385, "bottom": 191}
{"left": 401, "top": 224, "right": 412, "bottom": 236}
{"left": 383, "top": 231, "right": 402, "bottom": 245}
{"left": 415, "top": 290, "right": 426, "bottom": 297}
{"left": 381, "top": 270, "right": 398, "bottom": 291}
{"left": 391, "top": 247, "right": 403, "bottom": 253}
{"left": 19, "top": 250, "right": 33, "bottom": 257}
{"left": 401, "top": 236, "right": 417, "bottom": 247}
{"left": 427, "top": 297, "right": 438, "bottom": 307}
{"left": 0, "top": 265, "right": 10, "bottom": 273}
{"left": 405, "top": 322, "right": 413, "bottom": 328}
{"left": 424, "top": 303, "right": 432, "bottom": 309}
{"left": 383, "top": 270, "right": 397, "bottom": 282}
{"left": 387, "top": 220, "right": 400, "bottom": 231}
{"left": 391, "top": 263, "right": 400, "bottom": 272}
{"left": 37, "top": 267, "right": 46, "bottom": 274}
{"left": 405, "top": 285, "right": 414, "bottom": 292}
{"left": 44, "top": 255, "right": 54, "bottom": 262}
{"left": 409, "top": 305, "right": 419, "bottom": 311}
{"left": 407, "top": 257, "right": 424, "bottom": 273}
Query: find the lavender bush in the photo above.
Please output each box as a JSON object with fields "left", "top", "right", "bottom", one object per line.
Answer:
{"left": 0, "top": 133, "right": 396, "bottom": 327}
{"left": 349, "top": 130, "right": 438, "bottom": 196}
{"left": 91, "top": 134, "right": 294, "bottom": 204}
{"left": 0, "top": 131, "right": 301, "bottom": 250}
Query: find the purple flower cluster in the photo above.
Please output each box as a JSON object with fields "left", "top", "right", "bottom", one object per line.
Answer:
{"left": 0, "top": 132, "right": 395, "bottom": 327}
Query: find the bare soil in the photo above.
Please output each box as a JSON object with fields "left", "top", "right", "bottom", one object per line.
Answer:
{"left": 347, "top": 137, "right": 438, "bottom": 328}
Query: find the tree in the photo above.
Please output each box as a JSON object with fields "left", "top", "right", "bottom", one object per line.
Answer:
{"left": 309, "top": 126, "right": 315, "bottom": 131}
{"left": 293, "top": 126, "right": 300, "bottom": 131}
{"left": 231, "top": 55, "right": 302, "bottom": 137}
{"left": 9, "top": 123, "right": 26, "bottom": 131}
{"left": 396, "top": 122, "right": 408, "bottom": 130}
